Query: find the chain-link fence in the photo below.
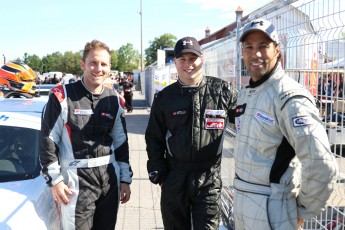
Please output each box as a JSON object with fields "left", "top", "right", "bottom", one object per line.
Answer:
{"left": 141, "top": 0, "right": 345, "bottom": 229}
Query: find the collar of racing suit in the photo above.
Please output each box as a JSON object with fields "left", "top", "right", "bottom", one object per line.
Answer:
{"left": 248, "top": 61, "right": 279, "bottom": 88}
{"left": 177, "top": 76, "right": 206, "bottom": 95}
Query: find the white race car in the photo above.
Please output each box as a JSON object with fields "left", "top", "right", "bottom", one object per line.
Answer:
{"left": 0, "top": 97, "right": 61, "bottom": 229}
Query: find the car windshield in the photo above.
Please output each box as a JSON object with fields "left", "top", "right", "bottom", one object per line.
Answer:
{"left": 0, "top": 126, "right": 41, "bottom": 182}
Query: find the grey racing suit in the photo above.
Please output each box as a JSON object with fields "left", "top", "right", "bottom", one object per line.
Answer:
{"left": 233, "top": 62, "right": 338, "bottom": 229}
{"left": 40, "top": 80, "right": 132, "bottom": 230}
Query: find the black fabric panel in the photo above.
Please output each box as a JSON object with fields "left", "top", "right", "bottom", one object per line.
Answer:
{"left": 269, "top": 136, "right": 295, "bottom": 183}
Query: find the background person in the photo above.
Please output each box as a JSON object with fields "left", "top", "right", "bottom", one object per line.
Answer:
{"left": 119, "top": 76, "right": 134, "bottom": 113}
{"left": 232, "top": 18, "right": 338, "bottom": 230}
{"left": 145, "top": 36, "right": 237, "bottom": 230}
{"left": 40, "top": 39, "right": 133, "bottom": 230}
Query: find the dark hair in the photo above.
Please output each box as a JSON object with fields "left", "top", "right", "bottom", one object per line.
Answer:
{"left": 82, "top": 39, "right": 111, "bottom": 62}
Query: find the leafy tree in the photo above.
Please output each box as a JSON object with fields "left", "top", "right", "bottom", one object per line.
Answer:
{"left": 110, "top": 50, "right": 119, "bottom": 71}
{"left": 25, "top": 54, "right": 42, "bottom": 72}
{"left": 50, "top": 52, "right": 64, "bottom": 71}
{"left": 41, "top": 54, "right": 55, "bottom": 73}
{"left": 62, "top": 51, "right": 83, "bottom": 75}
{"left": 117, "top": 43, "right": 139, "bottom": 72}
{"left": 145, "top": 33, "right": 176, "bottom": 66}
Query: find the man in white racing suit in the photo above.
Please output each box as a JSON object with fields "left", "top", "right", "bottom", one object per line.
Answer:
{"left": 233, "top": 18, "right": 338, "bottom": 229}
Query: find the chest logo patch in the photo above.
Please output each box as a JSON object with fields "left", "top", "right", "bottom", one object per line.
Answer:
{"left": 172, "top": 110, "right": 188, "bottom": 116}
{"left": 255, "top": 111, "right": 275, "bottom": 125}
{"left": 101, "top": 112, "right": 114, "bottom": 120}
{"left": 74, "top": 109, "right": 94, "bottom": 115}
{"left": 292, "top": 115, "right": 314, "bottom": 127}
{"left": 205, "top": 118, "right": 225, "bottom": 129}
{"left": 205, "top": 109, "right": 226, "bottom": 117}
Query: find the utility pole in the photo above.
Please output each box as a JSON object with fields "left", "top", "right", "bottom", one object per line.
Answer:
{"left": 140, "top": 0, "right": 144, "bottom": 72}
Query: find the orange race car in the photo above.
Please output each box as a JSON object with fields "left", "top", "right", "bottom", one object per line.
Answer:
{"left": 0, "top": 61, "right": 37, "bottom": 96}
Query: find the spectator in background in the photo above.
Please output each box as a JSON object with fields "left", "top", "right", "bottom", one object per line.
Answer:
{"left": 60, "top": 73, "right": 76, "bottom": 85}
{"left": 51, "top": 74, "right": 60, "bottom": 84}
{"left": 336, "top": 73, "right": 344, "bottom": 98}
{"left": 119, "top": 76, "right": 134, "bottom": 113}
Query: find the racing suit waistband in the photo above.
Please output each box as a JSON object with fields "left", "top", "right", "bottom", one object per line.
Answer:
{"left": 234, "top": 175, "right": 295, "bottom": 199}
{"left": 234, "top": 176, "right": 271, "bottom": 196}
{"left": 61, "top": 154, "right": 116, "bottom": 168}
{"left": 167, "top": 155, "right": 221, "bottom": 172}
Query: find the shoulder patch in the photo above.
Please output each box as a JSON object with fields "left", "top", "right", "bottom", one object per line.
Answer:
{"left": 292, "top": 115, "right": 314, "bottom": 127}
{"left": 52, "top": 85, "right": 65, "bottom": 103}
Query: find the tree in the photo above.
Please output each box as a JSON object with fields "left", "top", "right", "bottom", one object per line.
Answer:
{"left": 145, "top": 33, "right": 176, "bottom": 66}
{"left": 110, "top": 50, "right": 119, "bottom": 71}
{"left": 117, "top": 43, "right": 140, "bottom": 72}
{"left": 26, "top": 55, "right": 41, "bottom": 71}
{"left": 62, "top": 51, "right": 83, "bottom": 75}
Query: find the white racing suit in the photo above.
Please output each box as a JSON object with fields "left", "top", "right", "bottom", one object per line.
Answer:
{"left": 40, "top": 80, "right": 132, "bottom": 229}
{"left": 233, "top": 63, "right": 338, "bottom": 229}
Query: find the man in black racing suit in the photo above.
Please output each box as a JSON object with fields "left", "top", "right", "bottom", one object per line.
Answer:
{"left": 40, "top": 40, "right": 132, "bottom": 230}
{"left": 145, "top": 36, "right": 237, "bottom": 230}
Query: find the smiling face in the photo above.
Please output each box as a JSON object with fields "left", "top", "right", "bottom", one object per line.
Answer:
{"left": 242, "top": 31, "right": 280, "bottom": 82}
{"left": 174, "top": 53, "right": 204, "bottom": 85}
{"left": 80, "top": 48, "right": 111, "bottom": 93}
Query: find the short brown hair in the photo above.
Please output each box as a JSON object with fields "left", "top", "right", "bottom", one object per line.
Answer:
{"left": 82, "top": 39, "right": 111, "bottom": 62}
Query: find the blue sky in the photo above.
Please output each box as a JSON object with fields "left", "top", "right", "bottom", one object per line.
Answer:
{"left": 0, "top": 0, "right": 272, "bottom": 61}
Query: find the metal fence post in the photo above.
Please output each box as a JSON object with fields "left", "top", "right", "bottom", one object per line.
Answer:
{"left": 235, "top": 7, "right": 243, "bottom": 90}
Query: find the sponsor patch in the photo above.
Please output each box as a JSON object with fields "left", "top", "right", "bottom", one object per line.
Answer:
{"left": 0, "top": 114, "right": 9, "bottom": 121}
{"left": 236, "top": 118, "right": 241, "bottom": 133}
{"left": 101, "top": 112, "right": 114, "bottom": 120}
{"left": 255, "top": 111, "right": 275, "bottom": 125}
{"left": 52, "top": 85, "right": 65, "bottom": 102}
{"left": 292, "top": 115, "right": 314, "bottom": 127}
{"left": 235, "top": 104, "right": 246, "bottom": 117}
{"left": 74, "top": 109, "right": 94, "bottom": 115}
{"left": 205, "top": 118, "right": 225, "bottom": 129}
{"left": 172, "top": 110, "right": 188, "bottom": 116}
{"left": 205, "top": 109, "right": 226, "bottom": 117}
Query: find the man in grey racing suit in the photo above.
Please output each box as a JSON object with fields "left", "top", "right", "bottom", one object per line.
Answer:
{"left": 40, "top": 40, "right": 132, "bottom": 230}
{"left": 232, "top": 18, "right": 338, "bottom": 229}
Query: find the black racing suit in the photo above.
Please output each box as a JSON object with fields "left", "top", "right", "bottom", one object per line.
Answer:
{"left": 145, "top": 76, "right": 237, "bottom": 230}
{"left": 40, "top": 80, "right": 132, "bottom": 230}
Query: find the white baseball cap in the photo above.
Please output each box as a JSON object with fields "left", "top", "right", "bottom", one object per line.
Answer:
{"left": 240, "top": 18, "right": 279, "bottom": 44}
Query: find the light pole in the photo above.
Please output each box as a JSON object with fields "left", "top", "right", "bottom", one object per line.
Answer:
{"left": 139, "top": 0, "right": 144, "bottom": 72}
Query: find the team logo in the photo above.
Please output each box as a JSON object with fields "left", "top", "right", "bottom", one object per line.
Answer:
{"left": 255, "top": 111, "right": 275, "bottom": 125}
{"left": 205, "top": 109, "right": 226, "bottom": 117}
{"left": 74, "top": 109, "right": 94, "bottom": 115}
{"left": 292, "top": 115, "right": 314, "bottom": 127}
{"left": 183, "top": 40, "right": 193, "bottom": 46}
{"left": 205, "top": 118, "right": 225, "bottom": 129}
{"left": 69, "top": 160, "right": 81, "bottom": 167}
{"left": 101, "top": 112, "right": 114, "bottom": 120}
{"left": 0, "top": 114, "right": 9, "bottom": 121}
{"left": 173, "top": 110, "right": 188, "bottom": 116}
